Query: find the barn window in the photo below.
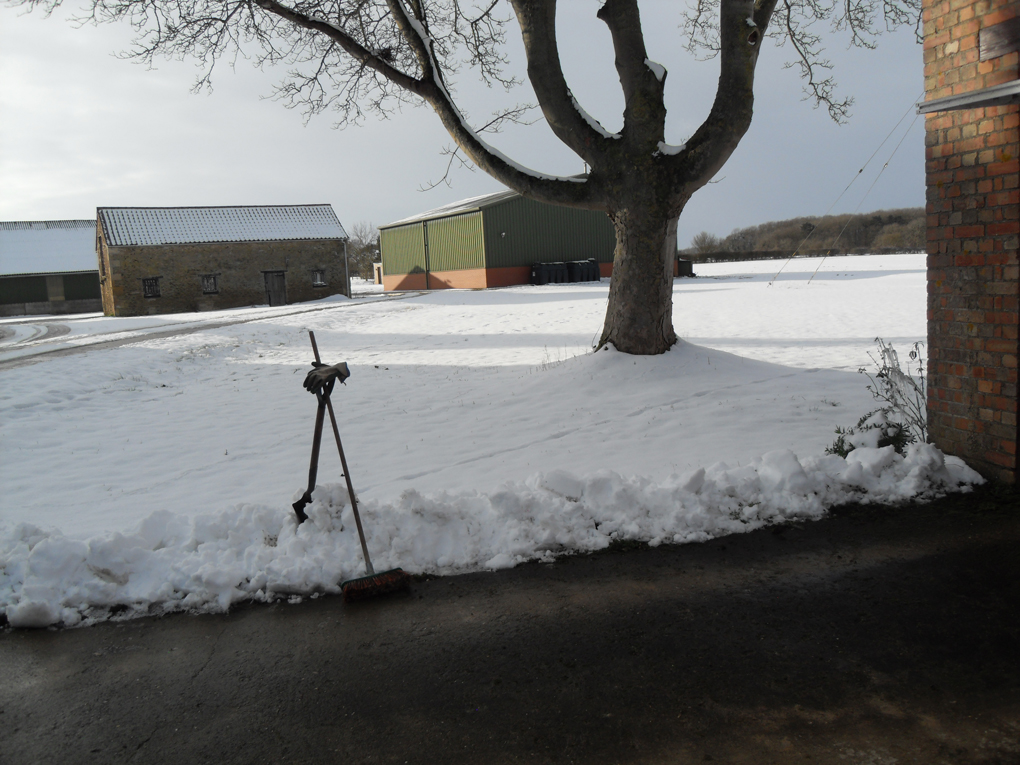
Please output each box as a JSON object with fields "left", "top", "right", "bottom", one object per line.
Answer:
{"left": 312, "top": 270, "right": 327, "bottom": 287}
{"left": 142, "top": 277, "right": 161, "bottom": 298}
{"left": 201, "top": 274, "right": 219, "bottom": 294}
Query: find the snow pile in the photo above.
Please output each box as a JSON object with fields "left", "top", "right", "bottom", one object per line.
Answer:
{"left": 1, "top": 443, "right": 981, "bottom": 628}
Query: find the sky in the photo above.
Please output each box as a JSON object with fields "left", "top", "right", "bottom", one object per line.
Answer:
{"left": 0, "top": 2, "right": 926, "bottom": 248}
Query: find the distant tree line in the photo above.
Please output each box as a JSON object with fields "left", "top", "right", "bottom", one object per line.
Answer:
{"left": 684, "top": 207, "right": 926, "bottom": 257}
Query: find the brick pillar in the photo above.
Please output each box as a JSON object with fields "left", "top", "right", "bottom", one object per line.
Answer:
{"left": 923, "top": 0, "right": 1019, "bottom": 482}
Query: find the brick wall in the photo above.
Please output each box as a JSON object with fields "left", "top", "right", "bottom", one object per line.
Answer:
{"left": 924, "top": 0, "right": 1019, "bottom": 481}
{"left": 99, "top": 237, "right": 348, "bottom": 317}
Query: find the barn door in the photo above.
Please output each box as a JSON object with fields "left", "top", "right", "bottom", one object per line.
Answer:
{"left": 264, "top": 271, "right": 287, "bottom": 306}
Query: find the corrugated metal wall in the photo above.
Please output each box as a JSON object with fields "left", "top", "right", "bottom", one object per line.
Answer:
{"left": 425, "top": 213, "right": 484, "bottom": 272}
{"left": 382, "top": 193, "right": 617, "bottom": 285}
{"left": 380, "top": 224, "right": 427, "bottom": 275}
{"left": 482, "top": 197, "right": 616, "bottom": 268}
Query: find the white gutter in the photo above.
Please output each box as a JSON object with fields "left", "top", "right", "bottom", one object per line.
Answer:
{"left": 917, "top": 80, "right": 1020, "bottom": 114}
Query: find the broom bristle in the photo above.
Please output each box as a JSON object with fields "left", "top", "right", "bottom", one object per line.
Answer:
{"left": 341, "top": 568, "right": 411, "bottom": 603}
{"left": 292, "top": 492, "right": 312, "bottom": 523}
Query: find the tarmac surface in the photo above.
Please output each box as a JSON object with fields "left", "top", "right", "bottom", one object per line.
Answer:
{"left": 3, "top": 486, "right": 1019, "bottom": 764}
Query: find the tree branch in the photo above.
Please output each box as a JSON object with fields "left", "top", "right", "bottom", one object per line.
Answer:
{"left": 508, "top": 0, "right": 615, "bottom": 165}
{"left": 243, "top": 0, "right": 593, "bottom": 204}
{"left": 778, "top": 0, "right": 853, "bottom": 122}
{"left": 596, "top": 0, "right": 666, "bottom": 149}
{"left": 369, "top": 1, "right": 593, "bottom": 206}
{"left": 254, "top": 0, "right": 425, "bottom": 95}
{"left": 666, "top": 0, "right": 778, "bottom": 196}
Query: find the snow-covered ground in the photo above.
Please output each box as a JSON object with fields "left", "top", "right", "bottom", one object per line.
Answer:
{"left": 0, "top": 254, "right": 982, "bottom": 628}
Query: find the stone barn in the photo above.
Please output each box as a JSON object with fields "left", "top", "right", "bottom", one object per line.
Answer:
{"left": 920, "top": 1, "right": 1018, "bottom": 482}
{"left": 96, "top": 205, "right": 349, "bottom": 316}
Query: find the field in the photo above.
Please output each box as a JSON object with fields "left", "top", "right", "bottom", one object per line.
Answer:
{"left": 0, "top": 254, "right": 983, "bottom": 627}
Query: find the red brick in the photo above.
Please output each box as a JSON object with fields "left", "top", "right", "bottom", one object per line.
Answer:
{"left": 989, "top": 221, "right": 1020, "bottom": 236}
{"left": 926, "top": 0, "right": 1020, "bottom": 483}
{"left": 987, "top": 69, "right": 1020, "bottom": 87}
{"left": 955, "top": 225, "right": 986, "bottom": 238}
{"left": 988, "top": 160, "right": 1020, "bottom": 176}
{"left": 954, "top": 18, "right": 981, "bottom": 36}
{"left": 993, "top": 395, "right": 1016, "bottom": 411}
{"left": 953, "top": 416, "right": 975, "bottom": 431}
{"left": 982, "top": 6, "right": 1018, "bottom": 27}
{"left": 984, "top": 450, "right": 1014, "bottom": 468}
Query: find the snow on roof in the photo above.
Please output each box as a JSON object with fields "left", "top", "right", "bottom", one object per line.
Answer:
{"left": 0, "top": 220, "right": 98, "bottom": 276}
{"left": 381, "top": 190, "right": 520, "bottom": 228}
{"left": 98, "top": 205, "right": 348, "bottom": 247}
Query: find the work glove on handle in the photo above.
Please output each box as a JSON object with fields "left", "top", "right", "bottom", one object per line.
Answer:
{"left": 303, "top": 361, "right": 350, "bottom": 397}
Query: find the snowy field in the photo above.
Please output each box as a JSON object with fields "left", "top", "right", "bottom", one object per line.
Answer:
{"left": 0, "top": 254, "right": 982, "bottom": 628}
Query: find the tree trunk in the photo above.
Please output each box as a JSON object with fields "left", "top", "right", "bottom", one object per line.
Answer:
{"left": 597, "top": 203, "right": 682, "bottom": 355}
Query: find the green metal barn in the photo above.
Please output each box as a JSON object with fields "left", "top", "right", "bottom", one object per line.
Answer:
{"left": 379, "top": 189, "right": 617, "bottom": 290}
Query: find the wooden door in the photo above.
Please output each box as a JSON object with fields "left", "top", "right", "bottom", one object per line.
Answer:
{"left": 264, "top": 271, "right": 287, "bottom": 306}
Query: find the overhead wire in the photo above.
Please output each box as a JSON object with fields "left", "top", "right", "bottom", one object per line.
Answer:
{"left": 767, "top": 92, "right": 924, "bottom": 287}
{"left": 807, "top": 110, "right": 922, "bottom": 283}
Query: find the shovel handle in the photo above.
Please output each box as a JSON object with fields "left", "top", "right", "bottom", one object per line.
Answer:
{"left": 309, "top": 330, "right": 322, "bottom": 365}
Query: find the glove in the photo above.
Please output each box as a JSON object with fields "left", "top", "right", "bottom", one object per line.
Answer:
{"left": 303, "top": 361, "right": 350, "bottom": 396}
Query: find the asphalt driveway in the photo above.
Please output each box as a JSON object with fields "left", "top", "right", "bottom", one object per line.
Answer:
{"left": 3, "top": 486, "right": 1018, "bottom": 764}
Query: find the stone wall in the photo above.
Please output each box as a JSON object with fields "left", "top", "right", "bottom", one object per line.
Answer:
{"left": 924, "top": 0, "right": 1019, "bottom": 481}
{"left": 99, "top": 238, "right": 348, "bottom": 317}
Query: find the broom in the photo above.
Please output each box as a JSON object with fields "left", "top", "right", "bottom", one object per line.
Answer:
{"left": 298, "top": 331, "right": 411, "bottom": 603}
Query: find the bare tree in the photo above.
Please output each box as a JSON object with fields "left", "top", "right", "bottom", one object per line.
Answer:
{"left": 10, "top": 0, "right": 920, "bottom": 354}
{"left": 347, "top": 220, "right": 380, "bottom": 280}
{"left": 690, "top": 231, "right": 722, "bottom": 254}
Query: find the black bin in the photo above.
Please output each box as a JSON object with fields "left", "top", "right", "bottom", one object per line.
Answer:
{"left": 566, "top": 259, "right": 600, "bottom": 282}
{"left": 531, "top": 263, "right": 550, "bottom": 285}
{"left": 548, "top": 262, "right": 568, "bottom": 283}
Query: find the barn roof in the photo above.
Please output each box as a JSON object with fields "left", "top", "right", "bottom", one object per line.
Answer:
{"left": 381, "top": 190, "right": 520, "bottom": 229}
{"left": 0, "top": 220, "right": 97, "bottom": 277}
{"left": 97, "top": 205, "right": 348, "bottom": 247}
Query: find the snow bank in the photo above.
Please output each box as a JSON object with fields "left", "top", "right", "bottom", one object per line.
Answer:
{"left": 1, "top": 444, "right": 982, "bottom": 628}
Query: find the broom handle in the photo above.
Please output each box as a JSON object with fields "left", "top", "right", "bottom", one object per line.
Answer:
{"left": 306, "top": 398, "right": 326, "bottom": 496}
{"left": 308, "top": 331, "right": 375, "bottom": 576}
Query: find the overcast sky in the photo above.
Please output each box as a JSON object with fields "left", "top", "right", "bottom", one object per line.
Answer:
{"left": 0, "top": 2, "right": 925, "bottom": 248}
